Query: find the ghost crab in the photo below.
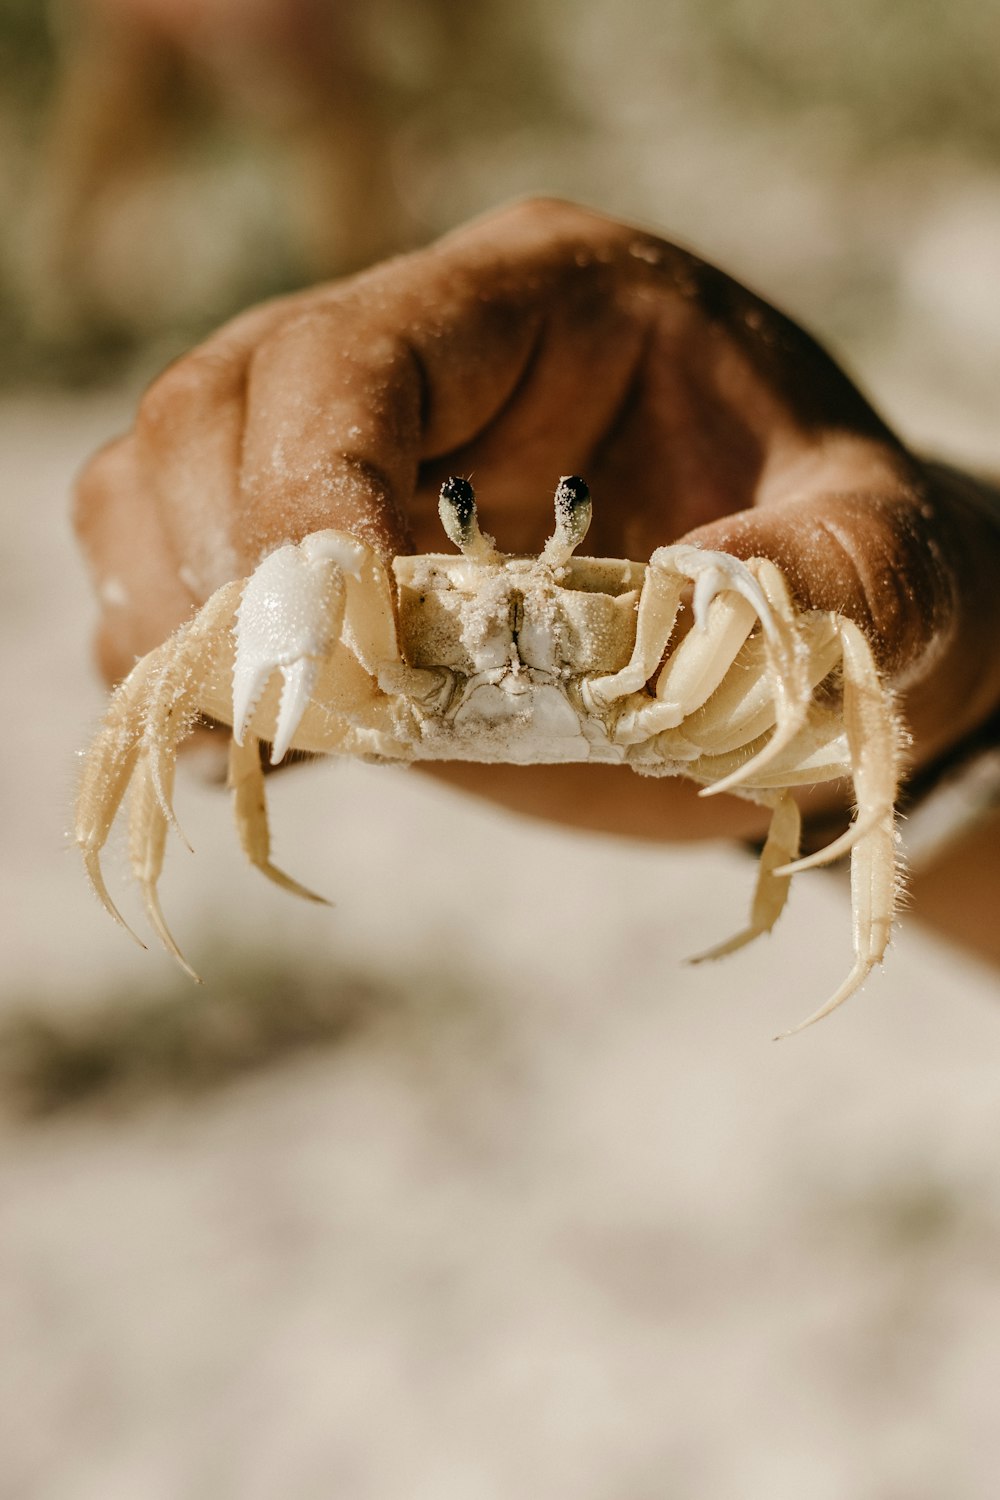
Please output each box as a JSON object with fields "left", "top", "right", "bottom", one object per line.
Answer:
{"left": 77, "top": 475, "right": 902, "bottom": 1033}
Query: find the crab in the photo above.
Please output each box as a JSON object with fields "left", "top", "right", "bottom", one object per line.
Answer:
{"left": 76, "top": 475, "right": 902, "bottom": 1033}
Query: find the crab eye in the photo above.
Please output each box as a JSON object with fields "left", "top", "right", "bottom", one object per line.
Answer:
{"left": 542, "top": 475, "right": 593, "bottom": 564}
{"left": 555, "top": 475, "right": 591, "bottom": 517}
{"left": 438, "top": 476, "right": 477, "bottom": 547}
{"left": 555, "top": 474, "right": 591, "bottom": 533}
{"left": 438, "top": 477, "right": 499, "bottom": 562}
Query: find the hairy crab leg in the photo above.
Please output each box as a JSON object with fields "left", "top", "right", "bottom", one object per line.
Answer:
{"left": 773, "top": 619, "right": 901, "bottom": 878}
{"left": 127, "top": 749, "right": 201, "bottom": 981}
{"left": 141, "top": 582, "right": 244, "bottom": 843}
{"left": 76, "top": 648, "right": 164, "bottom": 941}
{"left": 228, "top": 733, "right": 330, "bottom": 905}
{"left": 777, "top": 618, "right": 902, "bottom": 1036}
{"left": 76, "top": 582, "right": 241, "bottom": 948}
{"left": 695, "top": 698, "right": 884, "bottom": 868}
{"left": 688, "top": 791, "right": 802, "bottom": 962}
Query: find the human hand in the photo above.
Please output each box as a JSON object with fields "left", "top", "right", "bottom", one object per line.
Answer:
{"left": 74, "top": 198, "right": 1000, "bottom": 841}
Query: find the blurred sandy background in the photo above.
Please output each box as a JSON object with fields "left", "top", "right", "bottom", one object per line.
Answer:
{"left": 2, "top": 3, "right": 1000, "bottom": 1496}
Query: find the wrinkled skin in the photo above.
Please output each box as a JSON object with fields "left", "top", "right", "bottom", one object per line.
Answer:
{"left": 74, "top": 197, "right": 1000, "bottom": 843}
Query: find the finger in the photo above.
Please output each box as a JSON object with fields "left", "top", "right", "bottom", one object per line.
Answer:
{"left": 73, "top": 433, "right": 197, "bottom": 682}
{"left": 85, "top": 199, "right": 650, "bottom": 675}
{"left": 238, "top": 303, "right": 425, "bottom": 561}
{"left": 237, "top": 199, "right": 651, "bottom": 560}
{"left": 133, "top": 294, "right": 305, "bottom": 590}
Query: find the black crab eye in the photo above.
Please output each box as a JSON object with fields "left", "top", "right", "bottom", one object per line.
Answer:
{"left": 552, "top": 475, "right": 592, "bottom": 552}
{"left": 540, "top": 475, "right": 593, "bottom": 565}
{"left": 439, "top": 476, "right": 477, "bottom": 536}
{"left": 554, "top": 475, "right": 591, "bottom": 519}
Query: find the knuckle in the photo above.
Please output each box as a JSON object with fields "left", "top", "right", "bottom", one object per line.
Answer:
{"left": 498, "top": 195, "right": 600, "bottom": 234}
{"left": 252, "top": 304, "right": 331, "bottom": 363}
{"left": 834, "top": 497, "right": 950, "bottom": 673}
{"left": 137, "top": 347, "right": 237, "bottom": 440}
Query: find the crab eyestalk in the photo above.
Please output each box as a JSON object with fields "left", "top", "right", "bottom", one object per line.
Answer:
{"left": 438, "top": 477, "right": 498, "bottom": 563}
{"left": 541, "top": 476, "right": 593, "bottom": 566}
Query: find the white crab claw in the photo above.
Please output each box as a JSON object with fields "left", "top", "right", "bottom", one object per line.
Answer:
{"left": 232, "top": 531, "right": 356, "bottom": 762}
{"left": 232, "top": 653, "right": 275, "bottom": 748}
{"left": 271, "top": 658, "right": 321, "bottom": 765}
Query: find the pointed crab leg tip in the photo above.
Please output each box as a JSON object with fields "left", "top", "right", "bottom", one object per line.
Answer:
{"left": 772, "top": 813, "right": 883, "bottom": 877}
{"left": 141, "top": 883, "right": 202, "bottom": 983}
{"left": 773, "top": 963, "right": 876, "bottom": 1039}
{"left": 686, "top": 931, "right": 757, "bottom": 965}
{"left": 772, "top": 1015, "right": 822, "bottom": 1042}
{"left": 83, "top": 851, "right": 148, "bottom": 949}
{"left": 266, "top": 866, "right": 333, "bottom": 905}
{"left": 772, "top": 858, "right": 813, "bottom": 879}
{"left": 699, "top": 731, "right": 801, "bottom": 799}
{"left": 698, "top": 768, "right": 755, "bottom": 797}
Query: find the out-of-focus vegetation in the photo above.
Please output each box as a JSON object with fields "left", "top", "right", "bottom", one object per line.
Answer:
{"left": 669, "top": 0, "right": 1000, "bottom": 157}
{"left": 2, "top": 0, "right": 999, "bottom": 393}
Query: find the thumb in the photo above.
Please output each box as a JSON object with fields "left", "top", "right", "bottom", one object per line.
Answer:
{"left": 681, "top": 474, "right": 1000, "bottom": 767}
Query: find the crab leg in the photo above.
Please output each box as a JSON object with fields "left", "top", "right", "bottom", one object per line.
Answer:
{"left": 693, "top": 708, "right": 849, "bottom": 789}
{"left": 680, "top": 612, "right": 839, "bottom": 756}
{"left": 615, "top": 588, "right": 760, "bottom": 740}
{"left": 586, "top": 547, "right": 763, "bottom": 717}
{"left": 778, "top": 619, "right": 901, "bottom": 1035}
{"left": 140, "top": 582, "right": 244, "bottom": 841}
{"left": 695, "top": 693, "right": 881, "bottom": 867}
{"left": 76, "top": 582, "right": 242, "bottom": 939}
{"left": 689, "top": 791, "right": 802, "bottom": 962}
{"left": 774, "top": 621, "right": 900, "bottom": 880}
{"left": 596, "top": 549, "right": 814, "bottom": 796}
{"left": 583, "top": 567, "right": 687, "bottom": 707}
{"left": 127, "top": 749, "right": 202, "bottom": 981}
{"left": 228, "top": 733, "right": 330, "bottom": 905}
{"left": 76, "top": 648, "right": 163, "bottom": 940}
{"left": 690, "top": 556, "right": 813, "bottom": 796}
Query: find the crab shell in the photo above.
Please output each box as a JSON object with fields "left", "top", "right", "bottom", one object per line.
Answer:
{"left": 213, "top": 547, "right": 651, "bottom": 768}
